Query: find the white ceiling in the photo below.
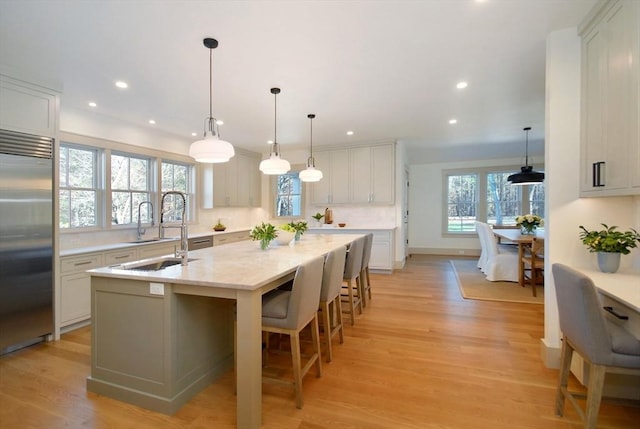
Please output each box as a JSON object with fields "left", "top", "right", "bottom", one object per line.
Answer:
{"left": 0, "top": 0, "right": 596, "bottom": 161}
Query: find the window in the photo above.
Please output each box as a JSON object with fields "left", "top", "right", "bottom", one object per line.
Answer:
{"left": 486, "top": 171, "right": 521, "bottom": 226}
{"left": 59, "top": 144, "right": 98, "bottom": 229}
{"left": 447, "top": 174, "right": 477, "bottom": 232}
{"left": 161, "top": 161, "right": 192, "bottom": 222}
{"left": 111, "top": 153, "right": 151, "bottom": 225}
{"left": 274, "top": 172, "right": 302, "bottom": 217}
{"left": 444, "top": 167, "right": 545, "bottom": 234}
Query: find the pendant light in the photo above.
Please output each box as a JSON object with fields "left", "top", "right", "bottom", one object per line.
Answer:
{"left": 189, "top": 38, "right": 235, "bottom": 163}
{"left": 259, "top": 88, "right": 291, "bottom": 175}
{"left": 299, "top": 114, "right": 323, "bottom": 182}
{"left": 507, "top": 127, "right": 544, "bottom": 185}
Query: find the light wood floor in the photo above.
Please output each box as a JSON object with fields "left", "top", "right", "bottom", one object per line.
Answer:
{"left": 1, "top": 255, "right": 639, "bottom": 428}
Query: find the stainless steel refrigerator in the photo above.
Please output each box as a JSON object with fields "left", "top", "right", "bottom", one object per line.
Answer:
{"left": 0, "top": 129, "right": 54, "bottom": 355}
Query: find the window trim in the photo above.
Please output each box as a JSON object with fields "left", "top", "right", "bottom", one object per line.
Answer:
{"left": 59, "top": 142, "right": 101, "bottom": 230}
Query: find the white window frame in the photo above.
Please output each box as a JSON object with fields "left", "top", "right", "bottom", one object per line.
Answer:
{"left": 59, "top": 142, "right": 101, "bottom": 230}
{"left": 271, "top": 167, "right": 305, "bottom": 220}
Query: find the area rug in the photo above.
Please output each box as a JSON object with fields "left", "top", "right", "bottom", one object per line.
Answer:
{"left": 450, "top": 259, "right": 544, "bottom": 304}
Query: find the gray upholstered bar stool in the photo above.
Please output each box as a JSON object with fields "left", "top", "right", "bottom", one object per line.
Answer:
{"left": 318, "top": 245, "right": 347, "bottom": 362}
{"left": 261, "top": 255, "right": 324, "bottom": 409}
{"left": 360, "top": 233, "right": 374, "bottom": 307}
{"left": 552, "top": 264, "right": 640, "bottom": 429}
{"left": 341, "top": 236, "right": 364, "bottom": 326}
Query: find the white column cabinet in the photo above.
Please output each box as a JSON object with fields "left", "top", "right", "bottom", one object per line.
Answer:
{"left": 200, "top": 150, "right": 262, "bottom": 208}
{"left": 579, "top": 0, "right": 640, "bottom": 196}
{"left": 311, "top": 143, "right": 395, "bottom": 205}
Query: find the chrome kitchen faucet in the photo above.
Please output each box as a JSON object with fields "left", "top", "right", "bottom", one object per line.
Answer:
{"left": 136, "top": 201, "right": 154, "bottom": 241}
{"left": 159, "top": 191, "right": 188, "bottom": 265}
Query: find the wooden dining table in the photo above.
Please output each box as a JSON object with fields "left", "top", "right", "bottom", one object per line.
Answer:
{"left": 493, "top": 228, "right": 545, "bottom": 286}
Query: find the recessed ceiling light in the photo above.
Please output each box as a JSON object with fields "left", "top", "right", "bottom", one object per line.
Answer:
{"left": 346, "top": 131, "right": 354, "bottom": 136}
{"left": 456, "top": 81, "right": 468, "bottom": 89}
{"left": 88, "top": 101, "right": 97, "bottom": 107}
{"left": 191, "top": 132, "right": 198, "bottom": 137}
{"left": 267, "top": 140, "right": 274, "bottom": 144}
{"left": 148, "top": 119, "right": 156, "bottom": 125}
{"left": 449, "top": 119, "right": 458, "bottom": 124}
{"left": 216, "top": 120, "right": 224, "bottom": 125}
{"left": 115, "top": 81, "right": 128, "bottom": 89}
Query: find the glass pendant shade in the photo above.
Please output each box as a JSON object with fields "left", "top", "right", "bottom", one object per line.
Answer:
{"left": 299, "top": 164, "right": 323, "bottom": 182}
{"left": 189, "top": 37, "right": 234, "bottom": 164}
{"left": 260, "top": 87, "right": 290, "bottom": 175}
{"left": 189, "top": 130, "right": 235, "bottom": 163}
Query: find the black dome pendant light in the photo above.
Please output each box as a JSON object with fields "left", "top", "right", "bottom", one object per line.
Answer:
{"left": 508, "top": 127, "right": 544, "bottom": 185}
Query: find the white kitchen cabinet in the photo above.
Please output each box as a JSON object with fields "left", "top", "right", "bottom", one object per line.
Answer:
{"left": 59, "top": 252, "right": 104, "bottom": 328}
{"left": 138, "top": 241, "right": 177, "bottom": 259}
{"left": 0, "top": 74, "right": 60, "bottom": 137}
{"left": 311, "top": 143, "right": 395, "bottom": 205}
{"left": 579, "top": 0, "right": 640, "bottom": 196}
{"left": 311, "top": 149, "right": 350, "bottom": 204}
{"left": 200, "top": 150, "right": 262, "bottom": 208}
{"left": 307, "top": 228, "right": 394, "bottom": 271}
{"left": 350, "top": 144, "right": 394, "bottom": 204}
{"left": 213, "top": 230, "right": 250, "bottom": 246}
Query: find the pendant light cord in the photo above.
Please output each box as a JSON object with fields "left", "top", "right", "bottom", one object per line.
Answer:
{"left": 209, "top": 47, "right": 213, "bottom": 119}
{"left": 524, "top": 127, "right": 530, "bottom": 167}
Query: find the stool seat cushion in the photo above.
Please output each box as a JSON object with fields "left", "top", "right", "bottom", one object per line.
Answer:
{"left": 607, "top": 320, "right": 640, "bottom": 362}
{"left": 262, "top": 290, "right": 290, "bottom": 319}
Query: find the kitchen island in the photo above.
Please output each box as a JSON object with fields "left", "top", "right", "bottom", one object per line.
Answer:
{"left": 87, "top": 233, "right": 362, "bottom": 429}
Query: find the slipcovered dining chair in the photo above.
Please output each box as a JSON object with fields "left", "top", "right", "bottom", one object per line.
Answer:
{"left": 342, "top": 236, "right": 364, "bottom": 326}
{"left": 261, "top": 255, "right": 325, "bottom": 409}
{"left": 521, "top": 236, "right": 544, "bottom": 296}
{"left": 477, "top": 222, "right": 519, "bottom": 282}
{"left": 475, "top": 221, "right": 489, "bottom": 272}
{"left": 552, "top": 264, "right": 640, "bottom": 429}
{"left": 318, "top": 245, "right": 347, "bottom": 362}
{"left": 360, "top": 233, "right": 374, "bottom": 307}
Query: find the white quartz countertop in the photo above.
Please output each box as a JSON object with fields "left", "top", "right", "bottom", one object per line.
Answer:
{"left": 574, "top": 267, "right": 640, "bottom": 313}
{"left": 88, "top": 233, "right": 364, "bottom": 292}
{"left": 307, "top": 225, "right": 396, "bottom": 231}
{"left": 60, "top": 228, "right": 250, "bottom": 257}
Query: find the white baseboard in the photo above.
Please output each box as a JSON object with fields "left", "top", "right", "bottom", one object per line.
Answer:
{"left": 540, "top": 338, "right": 561, "bottom": 369}
{"left": 408, "top": 247, "right": 480, "bottom": 257}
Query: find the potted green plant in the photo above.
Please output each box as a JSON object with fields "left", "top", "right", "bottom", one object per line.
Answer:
{"left": 250, "top": 222, "right": 278, "bottom": 250}
{"left": 515, "top": 214, "right": 543, "bottom": 235}
{"left": 213, "top": 219, "right": 226, "bottom": 232}
{"left": 579, "top": 223, "right": 640, "bottom": 273}
{"left": 311, "top": 212, "right": 324, "bottom": 227}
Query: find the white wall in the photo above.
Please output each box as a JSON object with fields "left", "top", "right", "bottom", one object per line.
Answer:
{"left": 542, "top": 27, "right": 639, "bottom": 366}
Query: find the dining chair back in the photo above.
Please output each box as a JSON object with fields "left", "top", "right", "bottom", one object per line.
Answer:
{"left": 552, "top": 264, "right": 640, "bottom": 428}
{"left": 478, "top": 222, "right": 519, "bottom": 282}
{"left": 342, "top": 236, "right": 364, "bottom": 325}
{"left": 261, "top": 255, "right": 325, "bottom": 408}
{"left": 475, "top": 221, "right": 488, "bottom": 272}
{"left": 319, "top": 245, "right": 347, "bottom": 362}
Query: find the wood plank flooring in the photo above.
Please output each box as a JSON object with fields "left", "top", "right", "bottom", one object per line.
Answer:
{"left": 1, "top": 255, "right": 639, "bottom": 428}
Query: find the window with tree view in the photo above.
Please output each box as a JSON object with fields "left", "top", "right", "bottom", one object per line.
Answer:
{"left": 487, "top": 171, "right": 521, "bottom": 225}
{"left": 275, "top": 172, "right": 302, "bottom": 217}
{"left": 161, "top": 161, "right": 191, "bottom": 222}
{"left": 447, "top": 174, "right": 478, "bottom": 232}
{"left": 59, "top": 144, "right": 98, "bottom": 228}
{"left": 111, "top": 153, "right": 151, "bottom": 225}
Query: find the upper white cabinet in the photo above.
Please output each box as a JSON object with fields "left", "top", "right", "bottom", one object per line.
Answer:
{"left": 579, "top": 0, "right": 640, "bottom": 196}
{"left": 311, "top": 143, "right": 395, "bottom": 205}
{"left": 0, "top": 74, "right": 60, "bottom": 137}
{"left": 200, "top": 150, "right": 262, "bottom": 208}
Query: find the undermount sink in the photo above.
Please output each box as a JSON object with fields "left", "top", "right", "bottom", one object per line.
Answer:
{"left": 121, "top": 257, "right": 197, "bottom": 271}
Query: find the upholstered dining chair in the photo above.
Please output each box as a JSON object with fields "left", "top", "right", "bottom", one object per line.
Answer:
{"left": 261, "top": 255, "right": 325, "bottom": 409}
{"left": 360, "top": 233, "right": 374, "bottom": 307}
{"left": 318, "top": 245, "right": 347, "bottom": 362}
{"left": 521, "top": 236, "right": 544, "bottom": 296}
{"left": 342, "top": 236, "right": 364, "bottom": 326}
{"left": 475, "top": 221, "right": 488, "bottom": 272}
{"left": 478, "top": 222, "right": 519, "bottom": 282}
{"left": 552, "top": 264, "right": 640, "bottom": 429}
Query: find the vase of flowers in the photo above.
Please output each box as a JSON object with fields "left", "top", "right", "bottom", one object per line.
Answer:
{"left": 579, "top": 224, "right": 640, "bottom": 273}
{"left": 284, "top": 220, "right": 308, "bottom": 241}
{"left": 250, "top": 222, "right": 277, "bottom": 250}
{"left": 516, "top": 214, "right": 542, "bottom": 235}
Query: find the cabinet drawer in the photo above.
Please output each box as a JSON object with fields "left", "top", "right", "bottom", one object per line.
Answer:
{"left": 189, "top": 236, "right": 213, "bottom": 250}
{"left": 60, "top": 253, "right": 104, "bottom": 274}
{"left": 104, "top": 249, "right": 138, "bottom": 265}
{"left": 214, "top": 231, "right": 250, "bottom": 246}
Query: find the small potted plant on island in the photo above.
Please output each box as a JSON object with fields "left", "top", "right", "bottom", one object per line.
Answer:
{"left": 250, "top": 222, "right": 278, "bottom": 250}
{"left": 285, "top": 220, "right": 308, "bottom": 241}
{"left": 311, "top": 212, "right": 324, "bottom": 227}
{"left": 213, "top": 219, "right": 226, "bottom": 232}
{"left": 516, "top": 214, "right": 543, "bottom": 235}
{"left": 579, "top": 223, "right": 640, "bottom": 273}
